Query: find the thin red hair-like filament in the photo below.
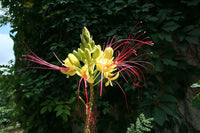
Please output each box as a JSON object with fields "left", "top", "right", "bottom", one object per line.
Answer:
{"left": 20, "top": 42, "right": 69, "bottom": 72}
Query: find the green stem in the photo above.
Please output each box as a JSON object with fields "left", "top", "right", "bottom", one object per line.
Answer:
{"left": 84, "top": 83, "right": 94, "bottom": 133}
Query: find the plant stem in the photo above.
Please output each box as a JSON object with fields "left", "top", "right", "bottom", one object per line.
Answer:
{"left": 84, "top": 83, "right": 94, "bottom": 133}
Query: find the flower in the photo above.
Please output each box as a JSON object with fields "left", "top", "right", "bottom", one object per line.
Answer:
{"left": 21, "top": 24, "right": 153, "bottom": 133}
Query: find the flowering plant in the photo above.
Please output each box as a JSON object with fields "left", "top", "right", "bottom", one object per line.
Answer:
{"left": 21, "top": 22, "right": 153, "bottom": 132}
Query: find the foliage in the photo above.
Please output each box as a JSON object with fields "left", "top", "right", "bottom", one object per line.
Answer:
{"left": 190, "top": 81, "right": 200, "bottom": 109}
{"left": 191, "top": 93, "right": 200, "bottom": 109}
{"left": 0, "top": 0, "right": 200, "bottom": 132}
{"left": 0, "top": 106, "right": 13, "bottom": 129}
{"left": 40, "top": 96, "right": 75, "bottom": 122}
{"left": 126, "top": 113, "right": 153, "bottom": 133}
{"left": 0, "top": 62, "right": 16, "bottom": 129}
{"left": 191, "top": 80, "right": 200, "bottom": 88}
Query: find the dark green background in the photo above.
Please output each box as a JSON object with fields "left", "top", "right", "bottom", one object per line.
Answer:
{"left": 0, "top": 0, "right": 200, "bottom": 132}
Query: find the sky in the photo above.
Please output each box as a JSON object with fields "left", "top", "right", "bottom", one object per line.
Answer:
{"left": 0, "top": 24, "right": 14, "bottom": 65}
{"left": 0, "top": 3, "right": 14, "bottom": 66}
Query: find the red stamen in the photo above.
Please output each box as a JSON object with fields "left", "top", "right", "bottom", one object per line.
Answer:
{"left": 20, "top": 42, "right": 69, "bottom": 72}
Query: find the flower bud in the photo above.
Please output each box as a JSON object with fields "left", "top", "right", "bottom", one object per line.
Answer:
{"left": 82, "top": 26, "right": 91, "bottom": 43}
{"left": 87, "top": 43, "right": 92, "bottom": 51}
{"left": 104, "top": 47, "right": 113, "bottom": 59}
{"left": 80, "top": 27, "right": 92, "bottom": 47}
{"left": 93, "top": 45, "right": 101, "bottom": 59}
{"left": 78, "top": 48, "right": 84, "bottom": 57}
{"left": 73, "top": 50, "right": 82, "bottom": 61}
{"left": 90, "top": 40, "right": 95, "bottom": 48}
{"left": 68, "top": 53, "right": 80, "bottom": 67}
{"left": 80, "top": 43, "right": 85, "bottom": 50}
{"left": 85, "top": 48, "right": 91, "bottom": 61}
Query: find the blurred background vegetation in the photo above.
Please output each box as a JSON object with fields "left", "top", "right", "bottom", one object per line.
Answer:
{"left": 0, "top": 0, "right": 200, "bottom": 132}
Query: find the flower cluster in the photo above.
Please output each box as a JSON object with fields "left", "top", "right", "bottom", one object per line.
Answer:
{"left": 60, "top": 27, "right": 122, "bottom": 94}
{"left": 21, "top": 23, "right": 153, "bottom": 132}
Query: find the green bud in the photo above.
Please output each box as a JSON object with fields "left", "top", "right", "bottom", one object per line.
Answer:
{"left": 90, "top": 40, "right": 95, "bottom": 48}
{"left": 87, "top": 43, "right": 92, "bottom": 51}
{"left": 82, "top": 26, "right": 91, "bottom": 43}
{"left": 80, "top": 35, "right": 87, "bottom": 46}
{"left": 68, "top": 53, "right": 80, "bottom": 67}
{"left": 80, "top": 43, "right": 85, "bottom": 50}
{"left": 93, "top": 45, "right": 101, "bottom": 59}
{"left": 85, "top": 48, "right": 91, "bottom": 61}
{"left": 73, "top": 50, "right": 82, "bottom": 61}
{"left": 78, "top": 48, "right": 85, "bottom": 63}
{"left": 104, "top": 47, "right": 114, "bottom": 59}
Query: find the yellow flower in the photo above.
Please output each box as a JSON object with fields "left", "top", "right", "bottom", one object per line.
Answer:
{"left": 76, "top": 65, "right": 94, "bottom": 83}
{"left": 105, "top": 72, "right": 119, "bottom": 86}
{"left": 104, "top": 47, "right": 113, "bottom": 59}
{"left": 61, "top": 58, "right": 77, "bottom": 77}
{"left": 68, "top": 53, "right": 80, "bottom": 67}
{"left": 96, "top": 47, "right": 116, "bottom": 72}
{"left": 96, "top": 47, "right": 119, "bottom": 86}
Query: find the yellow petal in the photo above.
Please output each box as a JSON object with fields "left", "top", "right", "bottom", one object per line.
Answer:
{"left": 105, "top": 81, "right": 110, "bottom": 87}
{"left": 109, "top": 72, "right": 119, "bottom": 80}
{"left": 88, "top": 77, "right": 94, "bottom": 83}
{"left": 60, "top": 70, "right": 76, "bottom": 76}
{"left": 105, "top": 80, "right": 113, "bottom": 86}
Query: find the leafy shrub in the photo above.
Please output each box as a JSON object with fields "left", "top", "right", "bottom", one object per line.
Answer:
{"left": 0, "top": 106, "right": 13, "bottom": 129}
{"left": 0, "top": 63, "right": 16, "bottom": 129}
{"left": 126, "top": 113, "right": 153, "bottom": 133}
{"left": 1, "top": 0, "right": 200, "bottom": 132}
{"left": 190, "top": 81, "right": 200, "bottom": 109}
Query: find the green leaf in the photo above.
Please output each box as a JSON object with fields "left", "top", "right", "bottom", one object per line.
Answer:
{"left": 54, "top": 105, "right": 63, "bottom": 111}
{"left": 160, "top": 94, "right": 178, "bottom": 103}
{"left": 163, "top": 59, "right": 178, "bottom": 66}
{"left": 62, "top": 114, "right": 68, "bottom": 122}
{"left": 64, "top": 106, "right": 71, "bottom": 111}
{"left": 106, "top": 28, "right": 118, "bottom": 36}
{"left": 163, "top": 33, "right": 173, "bottom": 42}
{"left": 48, "top": 106, "right": 52, "bottom": 112}
{"left": 187, "top": 29, "right": 200, "bottom": 36}
{"left": 56, "top": 110, "right": 63, "bottom": 117}
{"left": 126, "top": 113, "right": 153, "bottom": 133}
{"left": 141, "top": 4, "right": 154, "bottom": 12}
{"left": 183, "top": 25, "right": 194, "bottom": 32}
{"left": 145, "top": 15, "right": 158, "bottom": 22}
{"left": 157, "top": 9, "right": 167, "bottom": 23}
{"left": 158, "top": 32, "right": 172, "bottom": 42}
{"left": 191, "top": 93, "right": 200, "bottom": 109}
{"left": 181, "top": 0, "right": 200, "bottom": 6}
{"left": 155, "top": 60, "right": 164, "bottom": 72}
{"left": 66, "top": 97, "right": 76, "bottom": 104}
{"left": 115, "top": 0, "right": 124, "bottom": 3}
{"left": 162, "top": 21, "right": 180, "bottom": 32}
{"left": 153, "top": 107, "right": 167, "bottom": 126}
{"left": 40, "top": 106, "right": 48, "bottom": 114}
{"left": 191, "top": 81, "right": 200, "bottom": 88}
{"left": 178, "top": 42, "right": 188, "bottom": 52}
{"left": 185, "top": 36, "right": 199, "bottom": 45}
{"left": 64, "top": 110, "right": 71, "bottom": 116}
{"left": 159, "top": 103, "right": 176, "bottom": 116}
